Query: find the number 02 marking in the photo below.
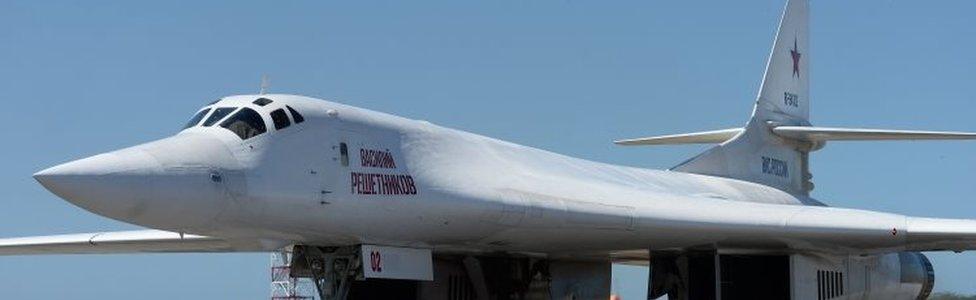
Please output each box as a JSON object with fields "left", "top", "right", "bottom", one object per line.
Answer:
{"left": 370, "top": 250, "right": 383, "bottom": 272}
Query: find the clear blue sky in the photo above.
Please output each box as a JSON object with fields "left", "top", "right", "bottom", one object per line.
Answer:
{"left": 1, "top": 0, "right": 974, "bottom": 299}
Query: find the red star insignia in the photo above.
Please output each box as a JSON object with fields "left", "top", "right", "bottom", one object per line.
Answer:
{"left": 790, "top": 38, "right": 801, "bottom": 78}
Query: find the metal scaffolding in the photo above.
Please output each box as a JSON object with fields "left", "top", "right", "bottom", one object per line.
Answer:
{"left": 271, "top": 247, "right": 317, "bottom": 300}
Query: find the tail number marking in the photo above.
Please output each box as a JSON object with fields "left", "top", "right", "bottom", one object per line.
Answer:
{"left": 762, "top": 156, "right": 789, "bottom": 178}
{"left": 784, "top": 92, "right": 799, "bottom": 108}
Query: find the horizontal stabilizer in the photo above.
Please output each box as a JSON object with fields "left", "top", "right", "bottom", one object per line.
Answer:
{"left": 771, "top": 126, "right": 976, "bottom": 142}
{"left": 614, "top": 128, "right": 742, "bottom": 146}
{"left": 616, "top": 126, "right": 976, "bottom": 147}
{"left": 0, "top": 230, "right": 279, "bottom": 255}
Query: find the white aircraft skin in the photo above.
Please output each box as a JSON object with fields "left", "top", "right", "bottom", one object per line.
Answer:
{"left": 37, "top": 95, "right": 808, "bottom": 251}
{"left": 7, "top": 0, "right": 976, "bottom": 298}
{"left": 29, "top": 93, "right": 974, "bottom": 256}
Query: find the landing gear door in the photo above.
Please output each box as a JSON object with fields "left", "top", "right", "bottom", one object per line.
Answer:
{"left": 361, "top": 245, "right": 433, "bottom": 281}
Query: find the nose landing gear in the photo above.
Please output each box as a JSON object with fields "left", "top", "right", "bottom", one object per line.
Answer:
{"left": 284, "top": 245, "right": 611, "bottom": 300}
{"left": 290, "top": 245, "right": 361, "bottom": 300}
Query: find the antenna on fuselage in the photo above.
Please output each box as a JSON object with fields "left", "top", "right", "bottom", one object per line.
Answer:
{"left": 259, "top": 75, "right": 270, "bottom": 95}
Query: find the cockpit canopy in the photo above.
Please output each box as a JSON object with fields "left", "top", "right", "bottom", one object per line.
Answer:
{"left": 182, "top": 97, "right": 305, "bottom": 140}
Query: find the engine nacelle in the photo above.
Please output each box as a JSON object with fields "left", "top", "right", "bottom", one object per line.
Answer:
{"left": 896, "top": 252, "right": 935, "bottom": 300}
{"left": 647, "top": 251, "right": 934, "bottom": 300}
{"left": 791, "top": 252, "right": 934, "bottom": 300}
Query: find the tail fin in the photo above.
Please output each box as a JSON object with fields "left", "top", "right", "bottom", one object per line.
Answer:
{"left": 755, "top": 0, "right": 810, "bottom": 124}
{"left": 672, "top": 0, "right": 813, "bottom": 194}
{"left": 615, "top": 0, "right": 976, "bottom": 195}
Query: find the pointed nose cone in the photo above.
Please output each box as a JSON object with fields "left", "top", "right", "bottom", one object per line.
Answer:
{"left": 34, "top": 134, "right": 238, "bottom": 231}
{"left": 34, "top": 150, "right": 163, "bottom": 221}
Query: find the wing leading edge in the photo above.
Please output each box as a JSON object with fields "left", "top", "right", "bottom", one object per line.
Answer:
{"left": 604, "top": 196, "right": 976, "bottom": 255}
{"left": 0, "top": 230, "right": 279, "bottom": 255}
{"left": 905, "top": 217, "right": 976, "bottom": 252}
{"left": 2, "top": 214, "right": 974, "bottom": 256}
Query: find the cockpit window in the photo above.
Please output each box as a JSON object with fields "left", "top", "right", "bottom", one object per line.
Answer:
{"left": 202, "top": 107, "right": 236, "bottom": 127}
{"left": 183, "top": 108, "right": 211, "bottom": 129}
{"left": 220, "top": 108, "right": 267, "bottom": 140}
{"left": 253, "top": 98, "right": 273, "bottom": 106}
{"left": 270, "top": 108, "right": 291, "bottom": 130}
{"left": 286, "top": 105, "right": 305, "bottom": 124}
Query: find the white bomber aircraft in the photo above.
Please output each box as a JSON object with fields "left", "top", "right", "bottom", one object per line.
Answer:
{"left": 3, "top": 0, "right": 975, "bottom": 299}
